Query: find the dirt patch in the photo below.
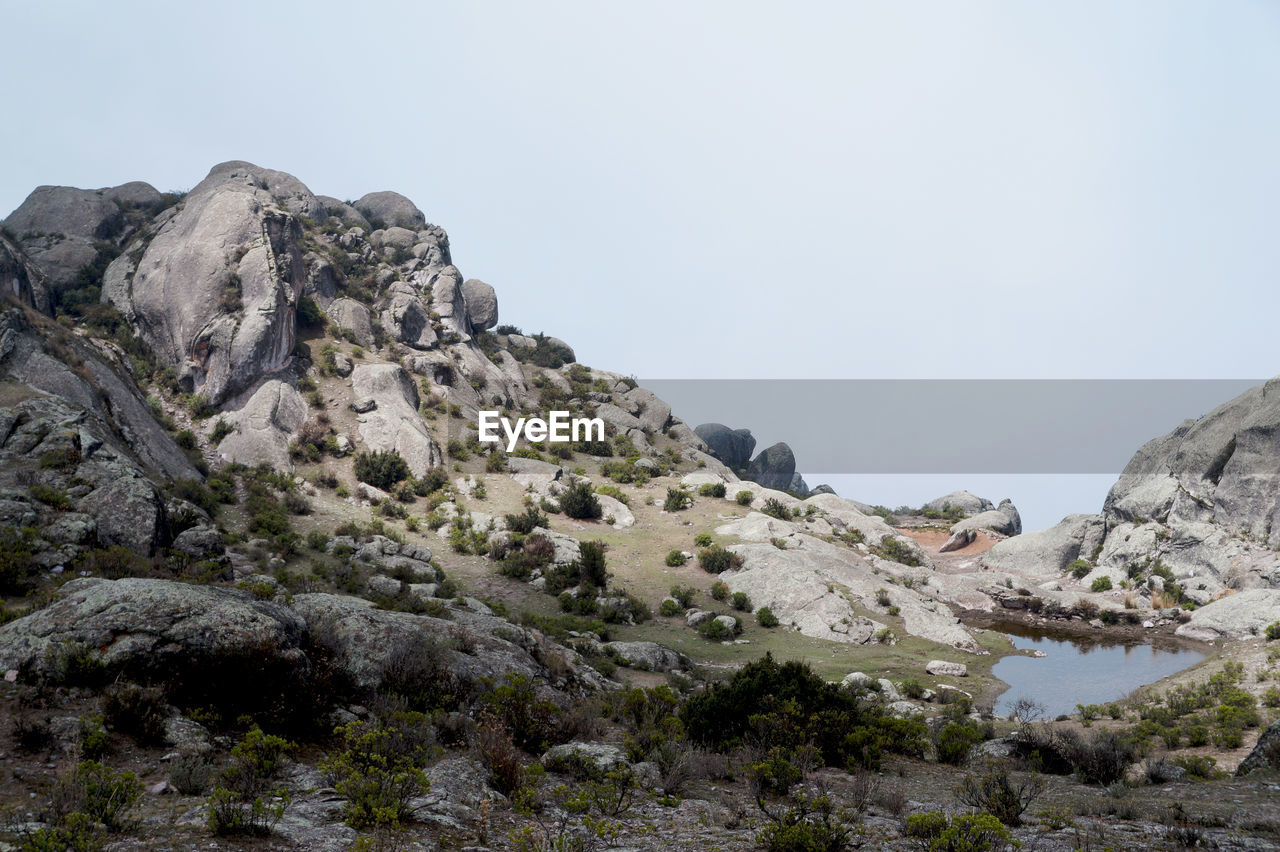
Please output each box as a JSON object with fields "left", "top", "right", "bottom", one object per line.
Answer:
{"left": 901, "top": 527, "right": 996, "bottom": 555}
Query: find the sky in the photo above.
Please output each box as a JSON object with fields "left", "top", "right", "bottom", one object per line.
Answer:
{"left": 4, "top": 2, "right": 1278, "bottom": 529}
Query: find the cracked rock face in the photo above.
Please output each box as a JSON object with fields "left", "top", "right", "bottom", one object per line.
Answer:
{"left": 103, "top": 161, "right": 310, "bottom": 404}
{"left": 349, "top": 363, "right": 441, "bottom": 476}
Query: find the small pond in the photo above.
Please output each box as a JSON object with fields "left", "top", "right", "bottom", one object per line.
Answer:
{"left": 991, "top": 623, "right": 1209, "bottom": 719}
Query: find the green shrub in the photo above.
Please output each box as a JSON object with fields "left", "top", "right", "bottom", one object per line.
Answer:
{"left": 595, "top": 483, "right": 629, "bottom": 505}
{"left": 735, "top": 490, "right": 754, "bottom": 506}
{"left": 757, "top": 606, "right": 779, "bottom": 628}
{"left": 29, "top": 484, "right": 70, "bottom": 510}
{"left": 505, "top": 506, "right": 549, "bottom": 535}
{"left": 296, "top": 295, "right": 326, "bottom": 328}
{"left": 319, "top": 717, "right": 431, "bottom": 830}
{"left": 761, "top": 498, "right": 792, "bottom": 520}
{"left": 669, "top": 585, "right": 696, "bottom": 608}
{"left": 205, "top": 787, "right": 287, "bottom": 837}
{"left": 169, "top": 754, "right": 214, "bottom": 795}
{"left": 665, "top": 549, "right": 687, "bottom": 567}
{"left": 663, "top": 487, "right": 692, "bottom": 512}
{"left": 710, "top": 580, "right": 730, "bottom": 601}
{"left": 698, "top": 616, "right": 740, "bottom": 641}
{"left": 49, "top": 760, "right": 142, "bottom": 832}
{"left": 21, "top": 811, "right": 106, "bottom": 851}
{"left": 699, "top": 545, "right": 744, "bottom": 574}
{"left": 694, "top": 533, "right": 714, "bottom": 547}
{"left": 1265, "top": 621, "right": 1280, "bottom": 641}
{"left": 698, "top": 482, "right": 727, "bottom": 498}
{"left": 682, "top": 654, "right": 926, "bottom": 771}
{"left": 1090, "top": 575, "right": 1113, "bottom": 592}
{"left": 558, "top": 480, "right": 603, "bottom": 520}
{"left": 353, "top": 449, "right": 410, "bottom": 489}
{"left": 40, "top": 446, "right": 81, "bottom": 469}
{"left": 874, "top": 535, "right": 921, "bottom": 567}
{"left": 934, "top": 720, "right": 985, "bottom": 766}
{"left": 730, "top": 591, "right": 753, "bottom": 612}
{"left": 755, "top": 790, "right": 859, "bottom": 852}
{"left": 903, "top": 810, "right": 1013, "bottom": 851}
{"left": 1068, "top": 559, "right": 1092, "bottom": 579}
{"left": 658, "top": 599, "right": 682, "bottom": 617}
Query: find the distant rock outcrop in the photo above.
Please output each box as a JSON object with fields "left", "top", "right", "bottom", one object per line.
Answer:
{"left": 746, "top": 441, "right": 797, "bottom": 492}
{"left": 924, "top": 490, "right": 994, "bottom": 516}
{"left": 694, "top": 423, "right": 755, "bottom": 469}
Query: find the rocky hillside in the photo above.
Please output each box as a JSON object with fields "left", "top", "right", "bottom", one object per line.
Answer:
{"left": 1, "top": 162, "right": 1278, "bottom": 851}
{"left": 981, "top": 382, "right": 1280, "bottom": 642}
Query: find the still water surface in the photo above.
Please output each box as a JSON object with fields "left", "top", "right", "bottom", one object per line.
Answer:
{"left": 992, "top": 624, "right": 1208, "bottom": 718}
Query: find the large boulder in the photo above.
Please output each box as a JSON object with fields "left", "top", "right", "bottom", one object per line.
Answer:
{"left": 952, "top": 499, "right": 1022, "bottom": 536}
{"left": 924, "top": 490, "right": 994, "bottom": 516}
{"left": 0, "top": 578, "right": 307, "bottom": 682}
{"left": 982, "top": 513, "right": 1106, "bottom": 578}
{"left": 354, "top": 191, "right": 426, "bottom": 229}
{"left": 326, "top": 297, "right": 375, "bottom": 348}
{"left": 620, "top": 387, "right": 672, "bottom": 434}
{"left": 1173, "top": 589, "right": 1280, "bottom": 641}
{"left": 350, "top": 364, "right": 441, "bottom": 476}
{"left": 216, "top": 379, "right": 308, "bottom": 470}
{"left": 380, "top": 285, "right": 437, "bottom": 350}
{"left": 746, "top": 442, "right": 797, "bottom": 491}
{"left": 3, "top": 181, "right": 163, "bottom": 290}
{"left": 461, "top": 279, "right": 498, "bottom": 331}
{"left": 103, "top": 161, "right": 309, "bottom": 404}
{"left": 694, "top": 423, "right": 756, "bottom": 469}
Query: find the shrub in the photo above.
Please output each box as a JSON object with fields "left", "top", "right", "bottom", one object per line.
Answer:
{"left": 699, "top": 617, "right": 740, "bottom": 641}
{"left": 954, "top": 762, "right": 1046, "bottom": 825}
{"left": 710, "top": 580, "right": 730, "bottom": 601}
{"left": 664, "top": 487, "right": 692, "bottom": 512}
{"left": 665, "top": 549, "right": 687, "bottom": 567}
{"left": 575, "top": 540, "right": 609, "bottom": 588}
{"left": 761, "top": 498, "right": 792, "bottom": 520}
{"left": 297, "top": 295, "right": 326, "bottom": 328}
{"left": 699, "top": 545, "right": 744, "bottom": 574}
{"left": 757, "top": 606, "right": 779, "bottom": 628}
{"left": 736, "top": 490, "right": 754, "bottom": 506}
{"left": 730, "top": 591, "right": 753, "bottom": 612}
{"left": 29, "top": 484, "right": 70, "bottom": 510}
{"left": 558, "top": 480, "right": 603, "bottom": 520}
{"left": 658, "top": 599, "right": 682, "bottom": 617}
{"left": 320, "top": 717, "right": 431, "bottom": 830}
{"left": 1069, "top": 729, "right": 1133, "bottom": 785}
{"left": 1068, "top": 559, "right": 1092, "bottom": 579}
{"left": 505, "top": 506, "right": 548, "bottom": 535}
{"left": 474, "top": 711, "right": 525, "bottom": 797}
{"left": 353, "top": 449, "right": 410, "bottom": 489}
{"left": 682, "top": 653, "right": 927, "bottom": 770}
{"left": 1091, "top": 575, "right": 1113, "bottom": 592}
{"left": 205, "top": 787, "right": 287, "bottom": 837}
{"left": 1265, "top": 621, "right": 1280, "bottom": 641}
{"left": 169, "top": 754, "right": 214, "bottom": 795}
{"left": 698, "top": 482, "right": 727, "bottom": 498}
{"left": 49, "top": 760, "right": 142, "bottom": 832}
{"left": 934, "top": 720, "right": 984, "bottom": 766}
{"left": 694, "top": 533, "right": 714, "bottom": 547}
{"left": 210, "top": 418, "right": 234, "bottom": 443}
{"left": 101, "top": 683, "right": 167, "bottom": 744}
{"left": 669, "top": 585, "right": 696, "bottom": 608}
{"left": 755, "top": 790, "right": 860, "bottom": 852}
{"left": 480, "top": 673, "right": 563, "bottom": 752}
{"left": 874, "top": 536, "right": 921, "bottom": 567}
{"left": 902, "top": 811, "right": 1013, "bottom": 852}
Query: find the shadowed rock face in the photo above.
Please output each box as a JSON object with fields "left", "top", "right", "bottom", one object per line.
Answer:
{"left": 3, "top": 181, "right": 163, "bottom": 291}
{"left": 0, "top": 234, "right": 51, "bottom": 314}
{"left": 746, "top": 441, "right": 796, "bottom": 491}
{"left": 695, "top": 423, "right": 756, "bottom": 469}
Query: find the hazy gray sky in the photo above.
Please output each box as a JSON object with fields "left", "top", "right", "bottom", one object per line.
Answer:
{"left": 5, "top": 2, "right": 1277, "bottom": 528}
